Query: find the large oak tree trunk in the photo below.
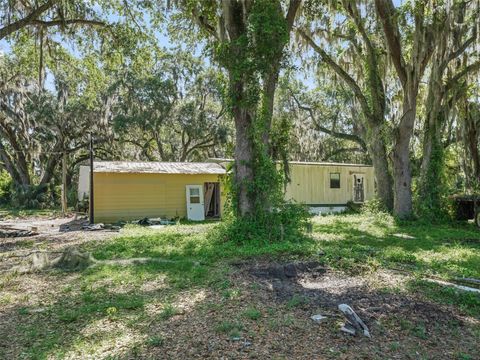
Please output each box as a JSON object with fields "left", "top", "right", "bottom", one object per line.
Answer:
{"left": 463, "top": 103, "right": 480, "bottom": 187}
{"left": 392, "top": 95, "right": 416, "bottom": 217}
{"left": 222, "top": 0, "right": 258, "bottom": 217}
{"left": 220, "top": 0, "right": 299, "bottom": 217}
{"left": 233, "top": 104, "right": 255, "bottom": 216}
{"left": 419, "top": 75, "right": 444, "bottom": 185}
{"left": 367, "top": 125, "right": 394, "bottom": 211}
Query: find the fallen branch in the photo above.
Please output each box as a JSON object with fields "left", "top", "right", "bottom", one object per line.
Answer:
{"left": 3, "top": 250, "right": 64, "bottom": 259}
{"left": 453, "top": 277, "right": 480, "bottom": 286}
{"left": 424, "top": 278, "right": 480, "bottom": 294}
{"left": 389, "top": 267, "right": 480, "bottom": 292}
{"left": 338, "top": 304, "right": 371, "bottom": 338}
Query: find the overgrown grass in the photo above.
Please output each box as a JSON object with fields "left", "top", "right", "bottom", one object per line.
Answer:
{"left": 78, "top": 213, "right": 480, "bottom": 316}
{"left": 84, "top": 214, "right": 480, "bottom": 281}
{"left": 311, "top": 214, "right": 480, "bottom": 279}
{"left": 3, "top": 213, "right": 480, "bottom": 358}
{"left": 0, "top": 206, "right": 62, "bottom": 218}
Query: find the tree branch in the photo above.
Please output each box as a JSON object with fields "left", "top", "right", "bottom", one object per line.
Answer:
{"left": 30, "top": 19, "right": 106, "bottom": 28}
{"left": 0, "top": 0, "right": 57, "bottom": 40}
{"left": 298, "top": 29, "right": 372, "bottom": 120}
{"left": 447, "top": 32, "right": 477, "bottom": 63}
{"left": 445, "top": 60, "right": 480, "bottom": 91}
{"left": 289, "top": 90, "right": 368, "bottom": 151}
{"left": 285, "top": 0, "right": 301, "bottom": 31}
{"left": 374, "top": 0, "right": 407, "bottom": 87}
{"left": 325, "top": 147, "right": 365, "bottom": 160}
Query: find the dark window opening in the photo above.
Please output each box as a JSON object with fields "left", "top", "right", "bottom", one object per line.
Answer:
{"left": 330, "top": 173, "right": 340, "bottom": 188}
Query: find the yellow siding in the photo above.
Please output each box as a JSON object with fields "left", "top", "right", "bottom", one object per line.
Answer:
{"left": 284, "top": 164, "right": 375, "bottom": 205}
{"left": 93, "top": 172, "right": 223, "bottom": 222}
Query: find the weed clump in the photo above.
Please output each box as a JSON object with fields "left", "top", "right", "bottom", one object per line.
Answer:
{"left": 214, "top": 203, "right": 310, "bottom": 244}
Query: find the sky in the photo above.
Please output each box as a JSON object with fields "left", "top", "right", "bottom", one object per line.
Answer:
{"left": 1, "top": 0, "right": 409, "bottom": 91}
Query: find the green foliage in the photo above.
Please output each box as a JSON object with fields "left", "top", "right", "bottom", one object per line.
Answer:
{"left": 215, "top": 320, "right": 244, "bottom": 338}
{"left": 113, "top": 49, "right": 231, "bottom": 162}
{"left": 416, "top": 140, "right": 449, "bottom": 222}
{"left": 0, "top": 170, "right": 12, "bottom": 203}
{"left": 215, "top": 202, "right": 310, "bottom": 244}
{"left": 407, "top": 279, "right": 480, "bottom": 317}
{"left": 212, "top": 0, "right": 300, "bottom": 238}
{"left": 159, "top": 304, "right": 180, "bottom": 320}
{"left": 286, "top": 294, "right": 309, "bottom": 309}
{"left": 242, "top": 307, "right": 261, "bottom": 321}
{"left": 146, "top": 336, "right": 164, "bottom": 347}
{"left": 9, "top": 183, "right": 59, "bottom": 209}
{"left": 361, "top": 198, "right": 390, "bottom": 217}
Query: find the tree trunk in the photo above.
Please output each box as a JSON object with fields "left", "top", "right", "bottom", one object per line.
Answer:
{"left": 0, "top": 142, "right": 23, "bottom": 185}
{"left": 233, "top": 103, "right": 255, "bottom": 216}
{"left": 367, "top": 125, "right": 394, "bottom": 211}
{"left": 419, "top": 79, "right": 444, "bottom": 191}
{"left": 61, "top": 151, "right": 67, "bottom": 216}
{"left": 392, "top": 95, "right": 416, "bottom": 218}
{"left": 262, "top": 69, "right": 280, "bottom": 149}
{"left": 222, "top": 0, "right": 256, "bottom": 217}
{"left": 464, "top": 104, "right": 480, "bottom": 186}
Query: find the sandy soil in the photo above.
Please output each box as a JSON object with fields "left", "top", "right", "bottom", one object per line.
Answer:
{"left": 0, "top": 215, "right": 117, "bottom": 271}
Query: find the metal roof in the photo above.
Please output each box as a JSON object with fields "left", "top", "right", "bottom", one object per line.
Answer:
{"left": 207, "top": 158, "right": 373, "bottom": 168}
{"left": 93, "top": 161, "right": 226, "bottom": 175}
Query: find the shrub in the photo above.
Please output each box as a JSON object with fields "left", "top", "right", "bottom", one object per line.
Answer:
{"left": 10, "top": 183, "right": 60, "bottom": 209}
{"left": 0, "top": 170, "right": 12, "bottom": 204}
{"left": 67, "top": 187, "right": 79, "bottom": 208}
{"left": 361, "top": 198, "right": 389, "bottom": 216}
{"left": 214, "top": 202, "right": 310, "bottom": 244}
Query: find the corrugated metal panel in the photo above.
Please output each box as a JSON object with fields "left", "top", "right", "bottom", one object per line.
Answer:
{"left": 93, "top": 161, "right": 226, "bottom": 175}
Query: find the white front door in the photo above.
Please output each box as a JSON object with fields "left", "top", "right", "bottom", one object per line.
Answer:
{"left": 186, "top": 185, "right": 205, "bottom": 221}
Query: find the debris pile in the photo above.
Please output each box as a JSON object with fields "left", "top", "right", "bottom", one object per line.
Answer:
{"left": 135, "top": 217, "right": 176, "bottom": 226}
{"left": 0, "top": 226, "right": 38, "bottom": 238}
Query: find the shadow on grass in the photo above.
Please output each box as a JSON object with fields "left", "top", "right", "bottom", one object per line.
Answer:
{"left": 2, "top": 214, "right": 479, "bottom": 358}
{"left": 0, "top": 259, "right": 221, "bottom": 359}
{"left": 311, "top": 214, "right": 480, "bottom": 278}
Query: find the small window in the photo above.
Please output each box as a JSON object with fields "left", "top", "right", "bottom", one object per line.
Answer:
{"left": 330, "top": 173, "right": 340, "bottom": 188}
{"left": 190, "top": 196, "right": 200, "bottom": 204}
{"left": 189, "top": 188, "right": 201, "bottom": 203}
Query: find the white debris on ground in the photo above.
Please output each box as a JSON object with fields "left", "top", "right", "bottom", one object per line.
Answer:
{"left": 338, "top": 304, "right": 371, "bottom": 338}
{"left": 310, "top": 314, "right": 328, "bottom": 323}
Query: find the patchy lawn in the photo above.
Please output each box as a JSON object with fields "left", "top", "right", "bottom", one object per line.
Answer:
{"left": 0, "top": 207, "right": 63, "bottom": 219}
{"left": 0, "top": 213, "right": 479, "bottom": 359}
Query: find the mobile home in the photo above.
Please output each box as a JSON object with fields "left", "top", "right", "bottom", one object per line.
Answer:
{"left": 285, "top": 161, "right": 375, "bottom": 214}
{"left": 78, "top": 160, "right": 374, "bottom": 222}
{"left": 210, "top": 159, "right": 375, "bottom": 214}
{"left": 78, "top": 161, "right": 225, "bottom": 223}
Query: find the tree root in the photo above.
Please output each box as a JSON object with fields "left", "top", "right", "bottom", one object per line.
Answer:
{"left": 4, "top": 247, "right": 198, "bottom": 274}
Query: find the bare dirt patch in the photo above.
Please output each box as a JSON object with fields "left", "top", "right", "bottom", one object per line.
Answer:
{"left": 143, "top": 261, "right": 479, "bottom": 359}
{"left": 0, "top": 216, "right": 117, "bottom": 271}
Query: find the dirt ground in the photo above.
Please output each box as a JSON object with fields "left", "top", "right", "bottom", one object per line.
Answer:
{"left": 0, "top": 216, "right": 479, "bottom": 359}
{"left": 146, "top": 262, "right": 479, "bottom": 359}
{"left": 0, "top": 215, "right": 116, "bottom": 271}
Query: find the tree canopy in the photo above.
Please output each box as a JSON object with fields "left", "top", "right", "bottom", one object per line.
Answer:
{"left": 0, "top": 0, "right": 479, "bottom": 224}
